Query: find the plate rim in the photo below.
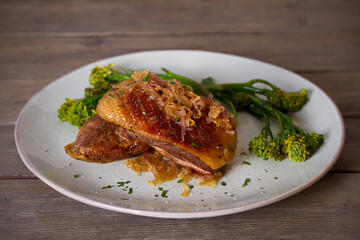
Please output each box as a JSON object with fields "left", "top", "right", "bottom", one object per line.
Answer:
{"left": 14, "top": 49, "right": 346, "bottom": 219}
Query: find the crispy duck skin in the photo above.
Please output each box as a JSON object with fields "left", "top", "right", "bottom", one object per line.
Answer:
{"left": 64, "top": 115, "right": 149, "bottom": 163}
{"left": 96, "top": 73, "right": 237, "bottom": 174}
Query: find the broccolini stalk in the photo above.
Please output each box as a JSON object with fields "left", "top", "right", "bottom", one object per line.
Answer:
{"left": 158, "top": 68, "right": 211, "bottom": 96}
{"left": 206, "top": 79, "right": 308, "bottom": 113}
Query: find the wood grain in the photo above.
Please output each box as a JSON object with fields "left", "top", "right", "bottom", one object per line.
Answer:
{"left": 332, "top": 119, "right": 360, "bottom": 173}
{"left": 0, "top": 174, "right": 359, "bottom": 239}
{"left": 1, "top": 0, "right": 359, "bottom": 36}
{"left": 301, "top": 72, "right": 360, "bottom": 118}
{"left": 0, "top": 125, "right": 34, "bottom": 177}
{"left": 0, "top": 32, "right": 359, "bottom": 81}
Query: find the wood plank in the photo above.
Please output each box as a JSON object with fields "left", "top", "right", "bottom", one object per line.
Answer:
{"left": 301, "top": 72, "right": 360, "bottom": 118}
{"left": 0, "top": 125, "right": 34, "bottom": 177}
{"left": 0, "top": 174, "right": 359, "bottom": 239}
{"left": 2, "top": 118, "right": 359, "bottom": 177}
{"left": 0, "top": 0, "right": 359, "bottom": 36}
{"left": 332, "top": 118, "right": 360, "bottom": 173}
{"left": 0, "top": 32, "right": 359, "bottom": 82}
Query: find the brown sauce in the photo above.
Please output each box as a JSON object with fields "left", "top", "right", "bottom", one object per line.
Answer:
{"left": 124, "top": 148, "right": 222, "bottom": 197}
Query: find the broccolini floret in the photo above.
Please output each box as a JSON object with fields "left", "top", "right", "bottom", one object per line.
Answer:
{"left": 247, "top": 113, "right": 283, "bottom": 161}
{"left": 58, "top": 93, "right": 104, "bottom": 128}
{"left": 58, "top": 65, "right": 135, "bottom": 128}
{"left": 89, "top": 64, "right": 132, "bottom": 90}
{"left": 246, "top": 94, "right": 324, "bottom": 162}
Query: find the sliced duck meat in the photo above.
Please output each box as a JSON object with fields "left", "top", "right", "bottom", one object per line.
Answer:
{"left": 64, "top": 115, "right": 149, "bottom": 163}
{"left": 124, "top": 129, "right": 214, "bottom": 175}
{"left": 96, "top": 70, "right": 237, "bottom": 174}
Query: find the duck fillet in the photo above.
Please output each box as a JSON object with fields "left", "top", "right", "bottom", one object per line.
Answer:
{"left": 64, "top": 115, "right": 149, "bottom": 163}
{"left": 96, "top": 71, "right": 237, "bottom": 174}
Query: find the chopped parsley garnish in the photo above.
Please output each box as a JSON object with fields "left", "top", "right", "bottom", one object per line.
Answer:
{"left": 274, "top": 177, "right": 278, "bottom": 180}
{"left": 102, "top": 180, "right": 131, "bottom": 191}
{"left": 177, "top": 179, "right": 184, "bottom": 183}
{"left": 264, "top": 169, "right": 268, "bottom": 172}
{"left": 240, "top": 152, "right": 248, "bottom": 156}
{"left": 229, "top": 145, "right": 234, "bottom": 152}
{"left": 73, "top": 174, "right": 79, "bottom": 178}
{"left": 117, "top": 181, "right": 131, "bottom": 187}
{"left": 221, "top": 181, "right": 227, "bottom": 186}
{"left": 128, "top": 188, "right": 133, "bottom": 194}
{"left": 241, "top": 161, "right": 251, "bottom": 165}
{"left": 242, "top": 178, "right": 251, "bottom": 187}
{"left": 175, "top": 117, "right": 180, "bottom": 122}
{"left": 157, "top": 187, "right": 169, "bottom": 198}
{"left": 191, "top": 142, "right": 201, "bottom": 148}
{"left": 161, "top": 190, "right": 168, "bottom": 198}
{"left": 108, "top": 93, "right": 115, "bottom": 98}
{"left": 189, "top": 185, "right": 194, "bottom": 189}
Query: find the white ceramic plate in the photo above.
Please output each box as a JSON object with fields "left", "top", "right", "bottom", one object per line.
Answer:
{"left": 15, "top": 50, "right": 345, "bottom": 218}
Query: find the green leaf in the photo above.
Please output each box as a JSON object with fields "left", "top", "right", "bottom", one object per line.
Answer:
{"left": 242, "top": 178, "right": 251, "bottom": 187}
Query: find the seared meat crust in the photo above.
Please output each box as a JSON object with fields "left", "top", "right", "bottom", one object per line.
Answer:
{"left": 64, "top": 115, "right": 149, "bottom": 163}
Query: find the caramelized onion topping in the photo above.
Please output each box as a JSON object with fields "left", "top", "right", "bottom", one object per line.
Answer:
{"left": 130, "top": 70, "right": 235, "bottom": 141}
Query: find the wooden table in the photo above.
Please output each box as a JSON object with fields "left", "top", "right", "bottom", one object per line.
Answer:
{"left": 1, "top": 1, "right": 359, "bottom": 239}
